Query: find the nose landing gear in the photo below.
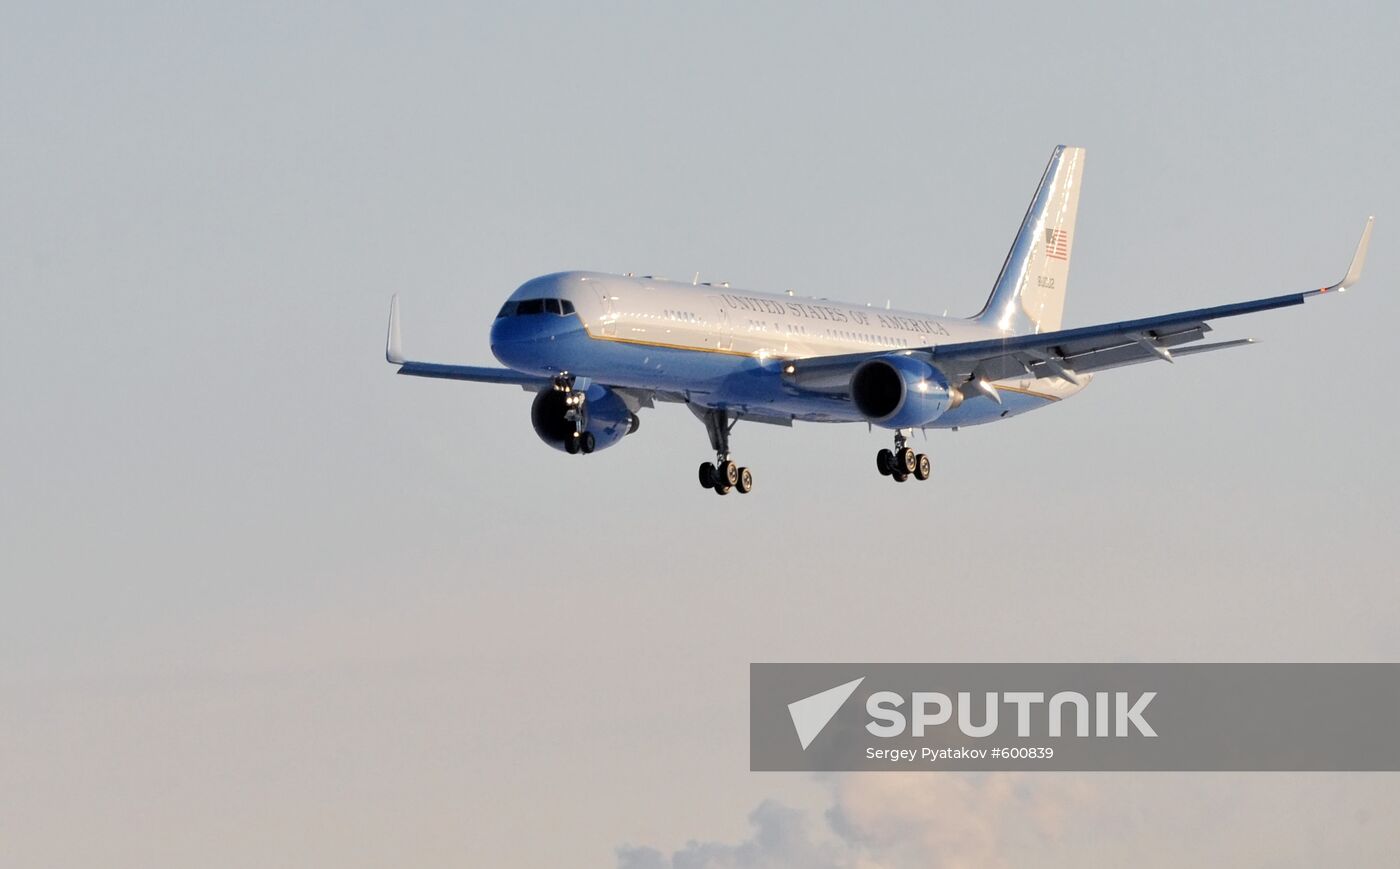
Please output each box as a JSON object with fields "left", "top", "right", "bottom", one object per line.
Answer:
{"left": 564, "top": 429, "right": 595, "bottom": 454}
{"left": 556, "top": 373, "right": 596, "bottom": 455}
{"left": 876, "top": 431, "right": 931, "bottom": 483}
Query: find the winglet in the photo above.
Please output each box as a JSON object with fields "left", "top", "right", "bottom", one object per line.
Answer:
{"left": 1333, "top": 216, "right": 1373, "bottom": 292}
{"left": 386, "top": 294, "right": 405, "bottom": 364}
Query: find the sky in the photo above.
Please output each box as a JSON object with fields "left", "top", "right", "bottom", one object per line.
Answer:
{"left": 3, "top": 2, "right": 1399, "bottom": 866}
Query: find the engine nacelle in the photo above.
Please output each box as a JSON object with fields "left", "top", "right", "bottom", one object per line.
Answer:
{"left": 850, "top": 355, "right": 956, "bottom": 429}
{"left": 531, "top": 383, "right": 638, "bottom": 453}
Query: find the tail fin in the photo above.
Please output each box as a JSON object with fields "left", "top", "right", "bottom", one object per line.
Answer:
{"left": 974, "top": 145, "right": 1086, "bottom": 335}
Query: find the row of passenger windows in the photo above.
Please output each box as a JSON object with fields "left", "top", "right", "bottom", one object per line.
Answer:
{"left": 742, "top": 319, "right": 908, "bottom": 347}
{"left": 829, "top": 329, "right": 909, "bottom": 347}
{"left": 497, "top": 298, "right": 576, "bottom": 318}
{"left": 541, "top": 300, "right": 909, "bottom": 348}
{"left": 745, "top": 320, "right": 809, "bottom": 335}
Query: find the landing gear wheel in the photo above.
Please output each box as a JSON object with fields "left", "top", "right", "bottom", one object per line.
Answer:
{"left": 914, "top": 453, "right": 931, "bottom": 481}
{"left": 697, "top": 410, "right": 751, "bottom": 498}
{"left": 736, "top": 467, "right": 753, "bottom": 494}
{"left": 893, "top": 471, "right": 909, "bottom": 483}
{"left": 896, "top": 447, "right": 917, "bottom": 475}
{"left": 580, "top": 431, "right": 595, "bottom": 454}
{"left": 876, "top": 448, "right": 894, "bottom": 476}
{"left": 565, "top": 433, "right": 581, "bottom": 455}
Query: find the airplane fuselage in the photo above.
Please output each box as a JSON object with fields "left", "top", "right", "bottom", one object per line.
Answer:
{"left": 488, "top": 271, "right": 1086, "bottom": 427}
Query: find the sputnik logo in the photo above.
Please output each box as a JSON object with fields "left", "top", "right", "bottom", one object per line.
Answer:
{"left": 787, "top": 677, "right": 865, "bottom": 750}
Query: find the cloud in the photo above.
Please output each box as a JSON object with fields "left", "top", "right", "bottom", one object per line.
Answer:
{"left": 619, "top": 772, "right": 1400, "bottom": 869}
{"left": 618, "top": 800, "right": 851, "bottom": 869}
{"left": 617, "top": 774, "right": 1087, "bottom": 869}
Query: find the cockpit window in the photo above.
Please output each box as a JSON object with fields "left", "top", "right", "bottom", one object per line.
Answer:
{"left": 500, "top": 297, "right": 576, "bottom": 317}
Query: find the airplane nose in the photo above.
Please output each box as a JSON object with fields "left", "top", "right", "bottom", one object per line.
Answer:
{"left": 490, "top": 301, "right": 581, "bottom": 372}
{"left": 490, "top": 315, "right": 543, "bottom": 370}
{"left": 489, "top": 319, "right": 521, "bottom": 366}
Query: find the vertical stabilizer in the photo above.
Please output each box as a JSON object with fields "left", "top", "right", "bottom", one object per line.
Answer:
{"left": 974, "top": 145, "right": 1086, "bottom": 335}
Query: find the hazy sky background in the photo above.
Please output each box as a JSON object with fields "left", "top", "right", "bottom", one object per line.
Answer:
{"left": 4, "top": 2, "right": 1399, "bottom": 866}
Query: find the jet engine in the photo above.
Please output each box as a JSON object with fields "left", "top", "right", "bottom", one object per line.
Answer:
{"left": 531, "top": 383, "right": 639, "bottom": 454}
{"left": 850, "top": 354, "right": 958, "bottom": 429}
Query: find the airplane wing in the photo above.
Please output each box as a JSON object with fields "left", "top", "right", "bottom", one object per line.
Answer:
{"left": 785, "top": 217, "right": 1372, "bottom": 395}
{"left": 385, "top": 294, "right": 550, "bottom": 387}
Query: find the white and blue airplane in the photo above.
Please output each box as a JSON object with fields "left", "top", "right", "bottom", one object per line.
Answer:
{"left": 385, "top": 146, "right": 1372, "bottom": 495}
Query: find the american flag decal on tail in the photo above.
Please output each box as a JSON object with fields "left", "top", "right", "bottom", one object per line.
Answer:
{"left": 1044, "top": 227, "right": 1070, "bottom": 260}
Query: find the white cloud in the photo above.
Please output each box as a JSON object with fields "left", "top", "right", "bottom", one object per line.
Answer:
{"left": 617, "top": 774, "right": 1088, "bottom": 869}
{"left": 618, "top": 800, "right": 851, "bottom": 869}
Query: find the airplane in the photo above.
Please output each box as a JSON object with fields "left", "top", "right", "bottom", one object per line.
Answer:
{"left": 384, "top": 145, "right": 1372, "bottom": 495}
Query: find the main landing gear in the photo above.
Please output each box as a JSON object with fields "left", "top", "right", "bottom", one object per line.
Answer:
{"left": 876, "top": 430, "right": 931, "bottom": 483}
{"left": 556, "top": 373, "right": 597, "bottom": 456}
{"left": 695, "top": 408, "right": 753, "bottom": 496}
